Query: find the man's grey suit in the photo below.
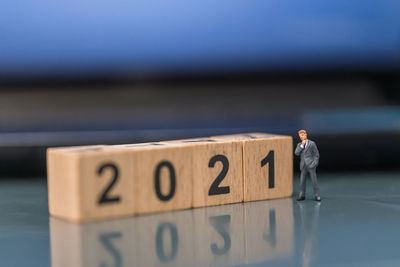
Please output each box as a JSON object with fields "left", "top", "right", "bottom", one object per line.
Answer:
{"left": 295, "top": 140, "right": 320, "bottom": 197}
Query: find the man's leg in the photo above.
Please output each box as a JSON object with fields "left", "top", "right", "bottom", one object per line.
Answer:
{"left": 297, "top": 169, "right": 307, "bottom": 200}
{"left": 309, "top": 168, "right": 320, "bottom": 200}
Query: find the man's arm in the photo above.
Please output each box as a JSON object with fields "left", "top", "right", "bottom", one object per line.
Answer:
{"left": 310, "top": 142, "right": 320, "bottom": 168}
{"left": 294, "top": 143, "right": 303, "bottom": 156}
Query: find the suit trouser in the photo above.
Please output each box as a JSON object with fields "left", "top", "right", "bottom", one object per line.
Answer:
{"left": 299, "top": 166, "right": 319, "bottom": 197}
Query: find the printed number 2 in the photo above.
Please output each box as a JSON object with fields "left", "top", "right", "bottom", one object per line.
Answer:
{"left": 208, "top": 155, "right": 230, "bottom": 196}
{"left": 261, "top": 150, "right": 275, "bottom": 188}
{"left": 98, "top": 163, "right": 121, "bottom": 204}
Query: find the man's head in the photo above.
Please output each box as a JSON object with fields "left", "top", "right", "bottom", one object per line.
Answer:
{"left": 298, "top": 129, "right": 307, "bottom": 141}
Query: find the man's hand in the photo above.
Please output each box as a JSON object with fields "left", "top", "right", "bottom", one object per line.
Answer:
{"left": 302, "top": 140, "right": 307, "bottom": 146}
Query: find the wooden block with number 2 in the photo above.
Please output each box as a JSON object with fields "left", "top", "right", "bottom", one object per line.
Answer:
{"left": 47, "top": 147, "right": 135, "bottom": 222}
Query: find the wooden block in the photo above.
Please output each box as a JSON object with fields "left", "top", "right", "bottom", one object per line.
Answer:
{"left": 48, "top": 144, "right": 106, "bottom": 152}
{"left": 48, "top": 132, "right": 293, "bottom": 222}
{"left": 242, "top": 135, "right": 293, "bottom": 201}
{"left": 192, "top": 203, "right": 246, "bottom": 266}
{"left": 244, "top": 198, "right": 294, "bottom": 264}
{"left": 48, "top": 143, "right": 193, "bottom": 220}
{"left": 47, "top": 147, "right": 135, "bottom": 222}
{"left": 192, "top": 141, "right": 243, "bottom": 208}
{"left": 130, "top": 144, "right": 193, "bottom": 214}
{"left": 212, "top": 133, "right": 293, "bottom": 202}
{"left": 162, "top": 138, "right": 243, "bottom": 208}
{"left": 211, "top": 132, "right": 279, "bottom": 141}
{"left": 50, "top": 216, "right": 137, "bottom": 267}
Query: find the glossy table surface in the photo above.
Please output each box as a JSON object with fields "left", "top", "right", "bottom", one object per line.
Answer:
{"left": 1, "top": 172, "right": 400, "bottom": 267}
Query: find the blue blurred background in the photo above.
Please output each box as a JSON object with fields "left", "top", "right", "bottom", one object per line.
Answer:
{"left": 1, "top": 1, "right": 400, "bottom": 78}
{"left": 0, "top": 0, "right": 399, "bottom": 175}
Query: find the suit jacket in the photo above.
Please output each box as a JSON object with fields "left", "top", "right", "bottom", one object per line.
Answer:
{"left": 295, "top": 140, "right": 319, "bottom": 170}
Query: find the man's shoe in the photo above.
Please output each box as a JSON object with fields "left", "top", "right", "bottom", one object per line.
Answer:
{"left": 297, "top": 196, "right": 305, "bottom": 201}
{"left": 315, "top": 196, "right": 321, "bottom": 202}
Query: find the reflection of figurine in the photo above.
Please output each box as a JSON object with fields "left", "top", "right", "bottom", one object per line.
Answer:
{"left": 298, "top": 201, "right": 320, "bottom": 267}
{"left": 295, "top": 130, "right": 321, "bottom": 201}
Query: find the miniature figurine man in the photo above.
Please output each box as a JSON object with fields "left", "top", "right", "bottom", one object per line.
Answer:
{"left": 295, "top": 130, "right": 321, "bottom": 201}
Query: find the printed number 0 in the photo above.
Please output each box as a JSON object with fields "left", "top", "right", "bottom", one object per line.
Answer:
{"left": 208, "top": 155, "right": 230, "bottom": 196}
{"left": 154, "top": 161, "right": 176, "bottom": 201}
{"left": 98, "top": 163, "right": 121, "bottom": 204}
{"left": 261, "top": 150, "right": 275, "bottom": 188}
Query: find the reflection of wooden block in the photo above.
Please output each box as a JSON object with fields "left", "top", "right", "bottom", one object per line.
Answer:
{"left": 133, "top": 209, "right": 195, "bottom": 267}
{"left": 47, "top": 147, "right": 135, "bottom": 222}
{"left": 132, "top": 145, "right": 193, "bottom": 214}
{"left": 244, "top": 199, "right": 294, "bottom": 264}
{"left": 49, "top": 216, "right": 137, "bottom": 267}
{"left": 162, "top": 139, "right": 243, "bottom": 208}
{"left": 50, "top": 209, "right": 195, "bottom": 267}
{"left": 192, "top": 204, "right": 246, "bottom": 266}
{"left": 212, "top": 133, "right": 293, "bottom": 202}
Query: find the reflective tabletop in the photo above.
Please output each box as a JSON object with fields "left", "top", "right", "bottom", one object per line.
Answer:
{"left": 1, "top": 172, "right": 400, "bottom": 267}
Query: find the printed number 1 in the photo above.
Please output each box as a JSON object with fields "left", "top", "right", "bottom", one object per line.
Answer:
{"left": 261, "top": 150, "right": 275, "bottom": 188}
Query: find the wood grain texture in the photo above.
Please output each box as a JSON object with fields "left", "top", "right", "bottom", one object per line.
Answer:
{"left": 47, "top": 149, "right": 81, "bottom": 222}
{"left": 161, "top": 138, "right": 243, "bottom": 207}
{"left": 191, "top": 141, "right": 243, "bottom": 208}
{"left": 212, "top": 133, "right": 293, "bottom": 202}
{"left": 47, "top": 132, "right": 293, "bottom": 222}
{"left": 79, "top": 149, "right": 135, "bottom": 221}
{"left": 211, "top": 132, "right": 279, "bottom": 141}
{"left": 243, "top": 136, "right": 293, "bottom": 201}
{"left": 48, "top": 147, "right": 135, "bottom": 222}
{"left": 132, "top": 145, "right": 193, "bottom": 214}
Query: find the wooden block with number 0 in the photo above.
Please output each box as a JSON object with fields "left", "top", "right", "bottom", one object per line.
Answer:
{"left": 212, "top": 133, "right": 293, "bottom": 201}
{"left": 128, "top": 143, "right": 193, "bottom": 214}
